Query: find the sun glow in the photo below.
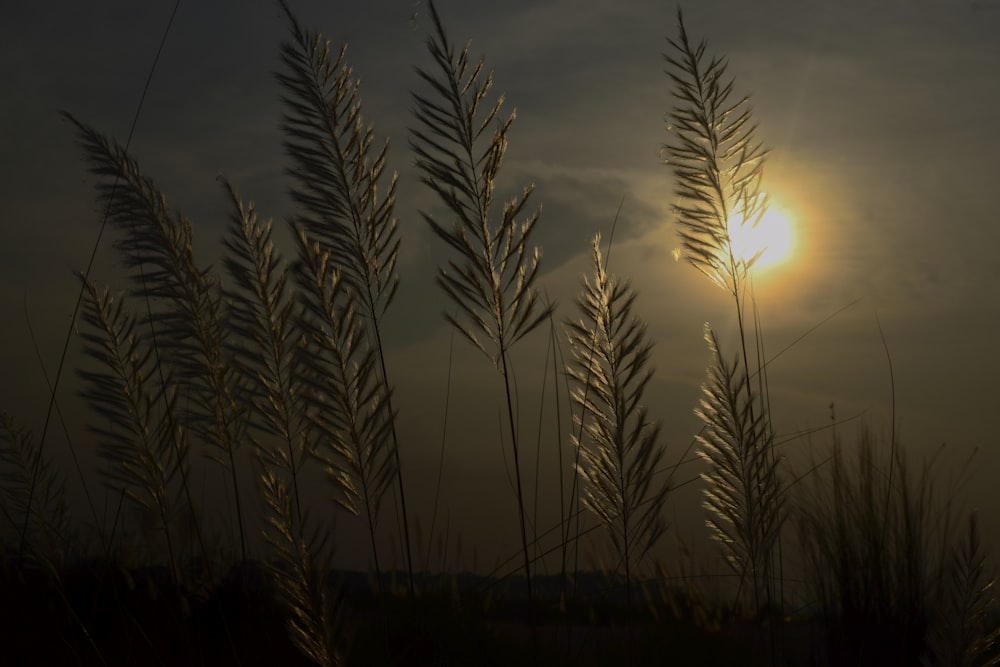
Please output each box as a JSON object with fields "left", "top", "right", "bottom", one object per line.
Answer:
{"left": 728, "top": 201, "right": 796, "bottom": 273}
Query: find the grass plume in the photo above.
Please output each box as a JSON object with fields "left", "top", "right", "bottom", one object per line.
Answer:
{"left": 566, "top": 233, "right": 670, "bottom": 611}
{"left": 0, "top": 5, "right": 995, "bottom": 666}
{"left": 261, "top": 467, "right": 349, "bottom": 667}
{"left": 663, "top": 10, "right": 783, "bottom": 617}
{"left": 662, "top": 8, "right": 768, "bottom": 297}
{"left": 410, "top": 0, "right": 554, "bottom": 640}
{"left": 0, "top": 413, "right": 72, "bottom": 565}
{"left": 277, "top": 0, "right": 412, "bottom": 595}
{"left": 932, "top": 511, "right": 1000, "bottom": 666}
{"left": 221, "top": 180, "right": 310, "bottom": 527}
{"left": 294, "top": 228, "right": 396, "bottom": 592}
{"left": 77, "top": 279, "right": 186, "bottom": 578}
{"left": 696, "top": 325, "right": 783, "bottom": 611}
{"left": 65, "top": 115, "right": 249, "bottom": 562}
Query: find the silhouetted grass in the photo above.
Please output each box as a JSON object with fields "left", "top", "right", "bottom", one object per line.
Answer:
{"left": 567, "top": 234, "right": 670, "bottom": 615}
{"left": 1, "top": 3, "right": 997, "bottom": 667}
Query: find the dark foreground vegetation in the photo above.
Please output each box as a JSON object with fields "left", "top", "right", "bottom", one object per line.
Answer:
{"left": 2, "top": 2, "right": 998, "bottom": 665}
{"left": 0, "top": 560, "right": 848, "bottom": 666}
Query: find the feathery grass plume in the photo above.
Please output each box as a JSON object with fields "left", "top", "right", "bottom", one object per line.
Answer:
{"left": 76, "top": 279, "right": 186, "bottom": 578}
{"left": 411, "top": 2, "right": 551, "bottom": 363}
{"left": 0, "top": 413, "right": 72, "bottom": 564}
{"left": 276, "top": 0, "right": 413, "bottom": 595}
{"left": 661, "top": 10, "right": 771, "bottom": 443}
{"left": 221, "top": 179, "right": 310, "bottom": 526}
{"left": 294, "top": 228, "right": 395, "bottom": 589}
{"left": 411, "top": 0, "right": 553, "bottom": 625}
{"left": 696, "top": 325, "right": 782, "bottom": 612}
{"left": 65, "top": 114, "right": 249, "bottom": 561}
{"left": 261, "top": 466, "right": 350, "bottom": 667}
{"left": 931, "top": 512, "right": 1000, "bottom": 667}
{"left": 566, "top": 233, "right": 670, "bottom": 611}
{"left": 663, "top": 10, "right": 784, "bottom": 618}
{"left": 277, "top": 3, "right": 400, "bottom": 320}
{"left": 662, "top": 8, "right": 768, "bottom": 298}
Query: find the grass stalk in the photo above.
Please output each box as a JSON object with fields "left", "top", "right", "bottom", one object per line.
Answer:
{"left": 294, "top": 228, "right": 395, "bottom": 597}
{"left": 76, "top": 279, "right": 185, "bottom": 581}
{"left": 566, "top": 233, "right": 671, "bottom": 616}
{"left": 411, "top": 0, "right": 554, "bottom": 652}
{"left": 221, "top": 179, "right": 309, "bottom": 528}
{"left": 663, "top": 8, "right": 783, "bottom": 616}
{"left": 65, "top": 116, "right": 249, "bottom": 563}
{"left": 22, "top": 304, "right": 105, "bottom": 554}
{"left": 695, "top": 326, "right": 783, "bottom": 612}
{"left": 424, "top": 308, "right": 458, "bottom": 577}
{"left": 277, "top": 1, "right": 413, "bottom": 596}
{"left": 261, "top": 467, "right": 349, "bottom": 667}
{"left": 932, "top": 511, "right": 1000, "bottom": 666}
{"left": 0, "top": 413, "right": 73, "bottom": 565}
{"left": 795, "top": 429, "right": 959, "bottom": 663}
{"left": 6, "top": 4, "right": 999, "bottom": 665}
{"left": 17, "top": 0, "right": 181, "bottom": 562}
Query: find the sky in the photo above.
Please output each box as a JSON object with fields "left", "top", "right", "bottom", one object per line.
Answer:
{"left": 2, "top": 0, "right": 999, "bottom": 576}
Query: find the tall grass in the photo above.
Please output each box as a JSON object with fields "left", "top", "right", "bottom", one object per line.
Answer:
{"left": 1, "top": 4, "right": 997, "bottom": 666}
{"left": 566, "top": 234, "right": 670, "bottom": 611}
{"left": 221, "top": 179, "right": 309, "bottom": 529}
{"left": 50, "top": 7, "right": 409, "bottom": 657}
{"left": 294, "top": 228, "right": 396, "bottom": 595}
{"left": 796, "top": 428, "right": 999, "bottom": 666}
{"left": 0, "top": 413, "right": 72, "bottom": 566}
{"left": 220, "top": 180, "right": 351, "bottom": 663}
{"left": 77, "top": 279, "right": 188, "bottom": 581}
{"left": 260, "top": 467, "right": 349, "bottom": 667}
{"left": 276, "top": 0, "right": 412, "bottom": 596}
{"left": 695, "top": 325, "right": 782, "bottom": 612}
{"left": 662, "top": 8, "right": 784, "bottom": 615}
{"left": 932, "top": 512, "right": 1000, "bottom": 666}
{"left": 411, "top": 0, "right": 553, "bottom": 639}
{"left": 662, "top": 9, "right": 768, "bottom": 299}
{"left": 66, "top": 114, "right": 247, "bottom": 564}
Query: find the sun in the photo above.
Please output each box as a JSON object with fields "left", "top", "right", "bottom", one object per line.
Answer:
{"left": 727, "top": 200, "right": 796, "bottom": 273}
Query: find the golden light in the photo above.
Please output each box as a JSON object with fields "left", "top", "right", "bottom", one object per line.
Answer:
{"left": 727, "top": 200, "right": 796, "bottom": 273}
